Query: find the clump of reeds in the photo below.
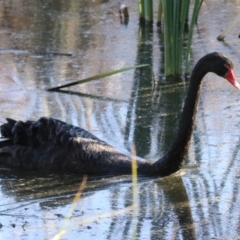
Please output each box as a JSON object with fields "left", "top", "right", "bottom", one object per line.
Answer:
{"left": 138, "top": 0, "right": 203, "bottom": 77}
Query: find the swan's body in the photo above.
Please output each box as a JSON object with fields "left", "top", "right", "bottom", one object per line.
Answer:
{"left": 0, "top": 52, "right": 239, "bottom": 176}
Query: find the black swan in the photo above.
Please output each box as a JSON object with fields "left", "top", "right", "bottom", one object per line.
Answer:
{"left": 0, "top": 52, "right": 239, "bottom": 176}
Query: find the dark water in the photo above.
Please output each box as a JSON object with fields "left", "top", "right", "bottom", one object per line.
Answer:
{"left": 0, "top": 0, "right": 240, "bottom": 239}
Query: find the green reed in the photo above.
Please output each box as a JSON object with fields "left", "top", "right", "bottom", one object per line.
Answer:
{"left": 138, "top": 0, "right": 202, "bottom": 77}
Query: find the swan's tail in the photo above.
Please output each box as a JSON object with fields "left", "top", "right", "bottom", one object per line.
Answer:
{"left": 0, "top": 118, "right": 16, "bottom": 148}
{"left": 0, "top": 118, "right": 16, "bottom": 138}
{"left": 0, "top": 118, "right": 36, "bottom": 146}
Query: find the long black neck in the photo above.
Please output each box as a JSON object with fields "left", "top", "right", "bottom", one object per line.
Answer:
{"left": 149, "top": 59, "right": 209, "bottom": 176}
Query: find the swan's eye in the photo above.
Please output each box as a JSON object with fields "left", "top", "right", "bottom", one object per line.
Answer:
{"left": 223, "top": 64, "right": 230, "bottom": 75}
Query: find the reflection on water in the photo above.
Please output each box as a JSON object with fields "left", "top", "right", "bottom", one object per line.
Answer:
{"left": 0, "top": 0, "right": 240, "bottom": 239}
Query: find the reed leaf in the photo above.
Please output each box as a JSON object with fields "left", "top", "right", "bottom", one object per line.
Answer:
{"left": 143, "top": 0, "right": 153, "bottom": 23}
{"left": 157, "top": 0, "right": 163, "bottom": 26}
{"left": 138, "top": 0, "right": 145, "bottom": 22}
{"left": 48, "top": 64, "right": 150, "bottom": 91}
{"left": 138, "top": 0, "right": 153, "bottom": 24}
{"left": 185, "top": 0, "right": 201, "bottom": 72}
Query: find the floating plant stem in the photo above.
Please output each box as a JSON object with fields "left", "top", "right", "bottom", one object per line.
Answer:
{"left": 48, "top": 64, "right": 151, "bottom": 91}
{"left": 52, "top": 176, "right": 88, "bottom": 240}
{"left": 217, "top": 12, "right": 240, "bottom": 41}
{"left": 131, "top": 145, "right": 138, "bottom": 240}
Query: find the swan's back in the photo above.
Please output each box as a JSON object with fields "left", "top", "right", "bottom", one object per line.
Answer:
{"left": 0, "top": 117, "right": 134, "bottom": 175}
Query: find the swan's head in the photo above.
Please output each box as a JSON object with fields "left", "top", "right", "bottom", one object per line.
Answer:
{"left": 207, "top": 52, "right": 240, "bottom": 90}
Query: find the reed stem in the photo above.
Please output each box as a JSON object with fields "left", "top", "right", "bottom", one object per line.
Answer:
{"left": 138, "top": 0, "right": 202, "bottom": 77}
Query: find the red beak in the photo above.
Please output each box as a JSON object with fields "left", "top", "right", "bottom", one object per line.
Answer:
{"left": 225, "top": 66, "right": 240, "bottom": 90}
